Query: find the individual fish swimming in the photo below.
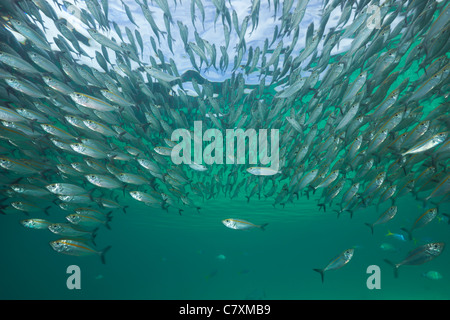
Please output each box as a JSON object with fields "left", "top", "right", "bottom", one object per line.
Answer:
{"left": 222, "top": 218, "right": 268, "bottom": 231}
{"left": 400, "top": 208, "right": 438, "bottom": 241}
{"left": 313, "top": 248, "right": 354, "bottom": 283}
{"left": 49, "top": 239, "right": 111, "bottom": 264}
{"left": 365, "top": 206, "right": 398, "bottom": 235}
{"left": 384, "top": 242, "right": 445, "bottom": 278}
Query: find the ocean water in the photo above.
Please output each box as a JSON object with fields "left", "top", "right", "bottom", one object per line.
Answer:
{"left": 1, "top": 192, "right": 450, "bottom": 300}
{"left": 0, "top": 0, "right": 449, "bottom": 301}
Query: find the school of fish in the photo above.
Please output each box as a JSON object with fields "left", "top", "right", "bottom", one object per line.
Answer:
{"left": 0, "top": 0, "right": 448, "bottom": 280}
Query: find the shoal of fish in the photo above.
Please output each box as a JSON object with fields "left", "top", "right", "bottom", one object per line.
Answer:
{"left": 0, "top": 0, "right": 448, "bottom": 283}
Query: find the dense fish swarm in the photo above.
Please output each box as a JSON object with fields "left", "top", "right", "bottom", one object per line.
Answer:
{"left": 0, "top": 0, "right": 448, "bottom": 266}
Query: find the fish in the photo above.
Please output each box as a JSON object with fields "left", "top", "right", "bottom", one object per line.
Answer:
{"left": 11, "top": 201, "right": 51, "bottom": 215}
{"left": 402, "top": 132, "right": 448, "bottom": 156}
{"left": 49, "top": 239, "right": 111, "bottom": 264}
{"left": 85, "top": 174, "right": 123, "bottom": 189}
{"left": 70, "top": 143, "right": 108, "bottom": 159}
{"left": 313, "top": 248, "right": 354, "bottom": 283}
{"left": 424, "top": 174, "right": 450, "bottom": 202}
{"left": 116, "top": 172, "right": 149, "bottom": 185}
{"left": 384, "top": 242, "right": 445, "bottom": 278}
{"left": 380, "top": 243, "right": 397, "bottom": 252}
{"left": 0, "top": 157, "right": 40, "bottom": 175}
{"left": 222, "top": 219, "right": 268, "bottom": 231}
{"left": 385, "top": 230, "right": 407, "bottom": 242}
{"left": 66, "top": 212, "right": 112, "bottom": 230}
{"left": 365, "top": 206, "right": 398, "bottom": 235}
{"left": 421, "top": 271, "right": 443, "bottom": 280}
{"left": 20, "top": 218, "right": 53, "bottom": 230}
{"left": 46, "top": 183, "right": 88, "bottom": 196}
{"left": 69, "top": 93, "right": 116, "bottom": 112}
{"left": 246, "top": 167, "right": 280, "bottom": 176}
{"left": 0, "top": 51, "right": 40, "bottom": 74}
{"left": 48, "top": 222, "right": 98, "bottom": 241}
{"left": 401, "top": 208, "right": 438, "bottom": 241}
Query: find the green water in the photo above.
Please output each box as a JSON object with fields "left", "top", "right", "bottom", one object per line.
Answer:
{"left": 0, "top": 0, "right": 449, "bottom": 301}
{"left": 1, "top": 191, "right": 449, "bottom": 300}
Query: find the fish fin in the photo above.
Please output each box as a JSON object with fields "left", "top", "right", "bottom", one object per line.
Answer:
{"left": 44, "top": 206, "right": 51, "bottom": 216}
{"left": 364, "top": 223, "right": 374, "bottom": 235}
{"left": 313, "top": 268, "right": 325, "bottom": 283}
{"left": 105, "top": 213, "right": 113, "bottom": 230}
{"left": 123, "top": 205, "right": 129, "bottom": 214}
{"left": 259, "top": 223, "right": 268, "bottom": 231}
{"left": 100, "top": 245, "right": 112, "bottom": 264}
{"left": 383, "top": 259, "right": 399, "bottom": 278}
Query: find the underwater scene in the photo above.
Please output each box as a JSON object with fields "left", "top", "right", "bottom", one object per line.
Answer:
{"left": 0, "top": 0, "right": 449, "bottom": 301}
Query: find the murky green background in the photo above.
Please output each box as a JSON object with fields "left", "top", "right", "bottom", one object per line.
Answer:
{"left": 1, "top": 190, "right": 449, "bottom": 300}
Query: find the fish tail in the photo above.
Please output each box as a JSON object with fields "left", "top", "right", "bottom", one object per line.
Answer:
{"left": 349, "top": 210, "right": 354, "bottom": 219}
{"left": 44, "top": 206, "right": 51, "bottom": 216}
{"left": 442, "top": 213, "right": 450, "bottom": 225}
{"left": 304, "top": 189, "right": 310, "bottom": 200}
{"left": 100, "top": 245, "right": 112, "bottom": 264}
{"left": 123, "top": 205, "right": 129, "bottom": 214}
{"left": 364, "top": 222, "right": 374, "bottom": 235}
{"left": 333, "top": 209, "right": 341, "bottom": 218}
{"left": 259, "top": 223, "right": 268, "bottom": 231}
{"left": 92, "top": 228, "right": 99, "bottom": 246}
{"left": 105, "top": 213, "right": 113, "bottom": 230}
{"left": 313, "top": 268, "right": 325, "bottom": 283}
{"left": 383, "top": 259, "right": 399, "bottom": 278}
